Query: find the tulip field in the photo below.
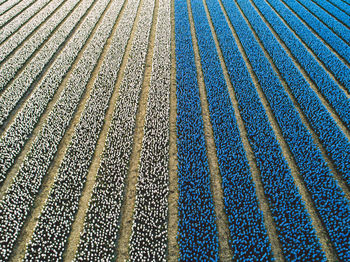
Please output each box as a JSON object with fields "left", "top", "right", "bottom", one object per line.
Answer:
{"left": 0, "top": 0, "right": 349, "bottom": 260}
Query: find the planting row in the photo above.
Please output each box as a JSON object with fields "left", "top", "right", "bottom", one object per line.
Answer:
{"left": 275, "top": 0, "right": 350, "bottom": 64}
{"left": 296, "top": 0, "right": 350, "bottom": 44}
{"left": 0, "top": 0, "right": 64, "bottom": 54}
{"left": 175, "top": 0, "right": 219, "bottom": 260}
{"left": 207, "top": 0, "right": 325, "bottom": 259}
{"left": 0, "top": 0, "right": 22, "bottom": 15}
{"left": 253, "top": 0, "right": 350, "bottom": 190}
{"left": 327, "top": 0, "right": 350, "bottom": 14}
{"left": 0, "top": 0, "right": 119, "bottom": 259}
{"left": 0, "top": 0, "right": 100, "bottom": 185}
{"left": 190, "top": 0, "right": 273, "bottom": 260}
{"left": 25, "top": 0, "right": 150, "bottom": 260}
{"left": 311, "top": 0, "right": 350, "bottom": 27}
{"left": 226, "top": 0, "right": 350, "bottom": 259}
{"left": 0, "top": 0, "right": 88, "bottom": 125}
{"left": 129, "top": 0, "right": 171, "bottom": 260}
{"left": 0, "top": 0, "right": 35, "bottom": 28}
{"left": 0, "top": 0, "right": 51, "bottom": 45}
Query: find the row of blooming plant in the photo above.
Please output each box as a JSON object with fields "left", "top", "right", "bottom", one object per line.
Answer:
{"left": 0, "top": 0, "right": 116, "bottom": 259}
{"left": 190, "top": 0, "right": 273, "bottom": 260}
{"left": 24, "top": 0, "right": 144, "bottom": 259}
{"left": 206, "top": 0, "right": 325, "bottom": 259}
{"left": 252, "top": 0, "right": 350, "bottom": 189}
{"left": 0, "top": 0, "right": 93, "bottom": 185}
{"left": 175, "top": 0, "right": 219, "bottom": 260}
{"left": 229, "top": 0, "right": 350, "bottom": 259}
{"left": 129, "top": 0, "right": 171, "bottom": 260}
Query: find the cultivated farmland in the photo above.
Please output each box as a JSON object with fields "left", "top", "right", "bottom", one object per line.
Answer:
{"left": 0, "top": 0, "right": 349, "bottom": 260}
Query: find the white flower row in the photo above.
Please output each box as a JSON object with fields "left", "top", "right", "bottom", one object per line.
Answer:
{"left": 0, "top": 0, "right": 121, "bottom": 259}
{"left": 0, "top": 0, "right": 21, "bottom": 16}
{"left": 129, "top": 0, "right": 171, "bottom": 261}
{"left": 24, "top": 0, "right": 146, "bottom": 260}
{"left": 0, "top": 0, "right": 35, "bottom": 27}
{"left": 0, "top": 0, "right": 83, "bottom": 89}
{"left": 0, "top": 0, "right": 61, "bottom": 47}
{"left": 0, "top": 0, "right": 52, "bottom": 45}
{"left": 0, "top": 0, "right": 95, "bottom": 184}
{"left": 72, "top": 0, "right": 156, "bottom": 260}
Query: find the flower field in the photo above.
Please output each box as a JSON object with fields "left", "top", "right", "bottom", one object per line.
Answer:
{"left": 0, "top": 0, "right": 349, "bottom": 260}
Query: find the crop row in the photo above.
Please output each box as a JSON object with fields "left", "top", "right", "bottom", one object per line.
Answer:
{"left": 175, "top": 0, "right": 219, "bottom": 260}
{"left": 0, "top": 0, "right": 89, "bottom": 126}
{"left": 266, "top": 0, "right": 350, "bottom": 96}
{"left": 73, "top": 0, "right": 161, "bottom": 260}
{"left": 207, "top": 0, "right": 325, "bottom": 259}
{"left": 0, "top": 0, "right": 22, "bottom": 15}
{"left": 0, "top": 0, "right": 119, "bottom": 258}
{"left": 311, "top": 0, "right": 350, "bottom": 27}
{"left": 0, "top": 0, "right": 63, "bottom": 53}
{"left": 253, "top": 0, "right": 350, "bottom": 189}
{"left": 296, "top": 0, "right": 350, "bottom": 44}
{"left": 0, "top": 0, "right": 35, "bottom": 27}
{"left": 276, "top": 0, "right": 350, "bottom": 64}
{"left": 0, "top": 0, "right": 82, "bottom": 89}
{"left": 0, "top": 0, "right": 94, "bottom": 185}
{"left": 129, "top": 0, "right": 171, "bottom": 260}
{"left": 229, "top": 0, "right": 350, "bottom": 259}
{"left": 0, "top": 0, "right": 51, "bottom": 45}
{"left": 327, "top": 0, "right": 350, "bottom": 14}
{"left": 0, "top": 0, "right": 74, "bottom": 62}
{"left": 25, "top": 0, "right": 149, "bottom": 260}
{"left": 190, "top": 0, "right": 273, "bottom": 260}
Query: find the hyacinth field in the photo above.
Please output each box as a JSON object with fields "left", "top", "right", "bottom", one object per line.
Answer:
{"left": 0, "top": 0, "right": 349, "bottom": 260}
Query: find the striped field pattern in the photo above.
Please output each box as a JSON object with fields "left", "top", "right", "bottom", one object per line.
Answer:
{"left": 0, "top": 0, "right": 349, "bottom": 261}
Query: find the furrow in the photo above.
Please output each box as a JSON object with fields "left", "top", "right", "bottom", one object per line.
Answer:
{"left": 174, "top": 0, "right": 219, "bottom": 260}
{"left": 19, "top": 0, "right": 141, "bottom": 260}
{"left": 0, "top": 0, "right": 122, "bottom": 259}
{"left": 0, "top": 0, "right": 94, "bottom": 185}
{"left": 0, "top": 0, "right": 35, "bottom": 28}
{"left": 167, "top": 0, "right": 179, "bottom": 259}
{"left": 252, "top": 0, "right": 350, "bottom": 188}
{"left": 0, "top": 0, "right": 52, "bottom": 45}
{"left": 0, "top": 0, "right": 82, "bottom": 90}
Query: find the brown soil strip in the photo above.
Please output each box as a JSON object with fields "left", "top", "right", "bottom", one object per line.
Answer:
{"left": 233, "top": 1, "right": 338, "bottom": 261}
{"left": 112, "top": 0, "right": 158, "bottom": 260}
{"left": 0, "top": 0, "right": 87, "bottom": 134}
{"left": 274, "top": 0, "right": 350, "bottom": 68}
{"left": 249, "top": 0, "right": 350, "bottom": 205}
{"left": 212, "top": 1, "right": 285, "bottom": 261}
{"left": 167, "top": 0, "right": 179, "bottom": 260}
{"left": 7, "top": 1, "right": 119, "bottom": 260}
{"left": 262, "top": 0, "right": 350, "bottom": 144}
{"left": 187, "top": 1, "right": 233, "bottom": 260}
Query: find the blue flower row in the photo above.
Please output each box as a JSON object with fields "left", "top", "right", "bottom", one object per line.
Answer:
{"left": 190, "top": 0, "right": 273, "bottom": 260}
{"left": 175, "top": 0, "right": 219, "bottom": 260}
{"left": 206, "top": 0, "right": 325, "bottom": 260}
{"left": 233, "top": 0, "right": 350, "bottom": 259}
